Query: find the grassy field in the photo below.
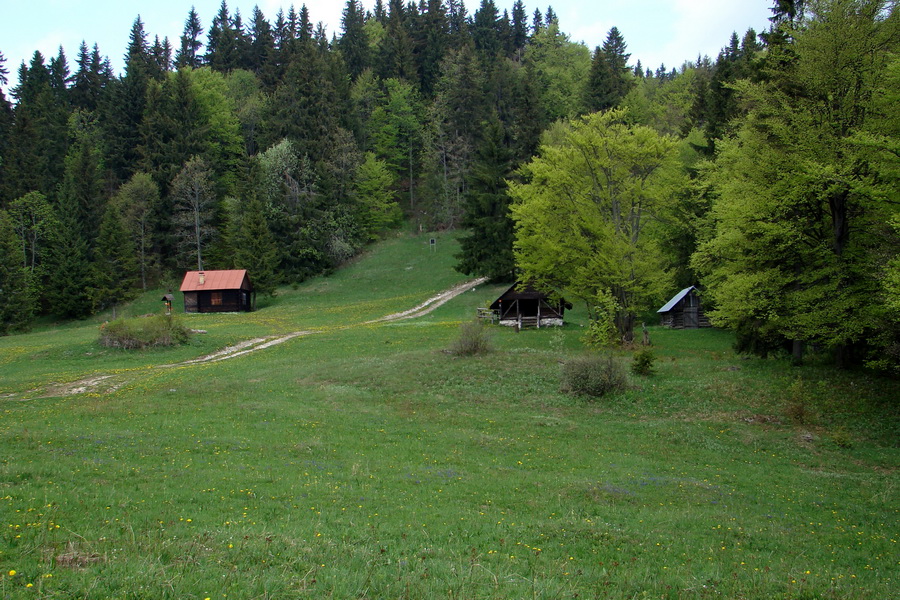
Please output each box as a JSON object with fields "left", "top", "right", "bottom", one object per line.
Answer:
{"left": 1, "top": 231, "right": 897, "bottom": 599}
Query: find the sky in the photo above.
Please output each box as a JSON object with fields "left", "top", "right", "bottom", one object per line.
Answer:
{"left": 0, "top": 0, "right": 775, "bottom": 93}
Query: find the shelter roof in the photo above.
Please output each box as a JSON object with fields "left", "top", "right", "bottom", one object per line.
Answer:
{"left": 489, "top": 282, "right": 571, "bottom": 310}
{"left": 657, "top": 286, "right": 696, "bottom": 313}
{"left": 180, "top": 270, "right": 251, "bottom": 292}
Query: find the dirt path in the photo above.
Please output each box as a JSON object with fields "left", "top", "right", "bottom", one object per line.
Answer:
{"left": 20, "top": 278, "right": 488, "bottom": 399}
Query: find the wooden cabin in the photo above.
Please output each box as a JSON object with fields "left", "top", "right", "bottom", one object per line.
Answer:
{"left": 657, "top": 286, "right": 710, "bottom": 329}
{"left": 179, "top": 270, "right": 253, "bottom": 313}
{"left": 488, "top": 283, "right": 571, "bottom": 328}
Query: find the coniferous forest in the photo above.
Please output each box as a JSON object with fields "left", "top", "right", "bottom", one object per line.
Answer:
{"left": 0, "top": 0, "right": 898, "bottom": 372}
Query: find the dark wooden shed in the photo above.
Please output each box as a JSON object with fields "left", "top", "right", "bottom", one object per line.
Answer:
{"left": 489, "top": 282, "right": 571, "bottom": 328}
{"left": 180, "top": 270, "right": 253, "bottom": 313}
{"left": 657, "top": 286, "right": 710, "bottom": 329}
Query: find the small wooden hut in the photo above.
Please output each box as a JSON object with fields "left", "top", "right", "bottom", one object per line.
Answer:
{"left": 179, "top": 270, "right": 253, "bottom": 313}
{"left": 488, "top": 283, "right": 571, "bottom": 328}
{"left": 657, "top": 286, "right": 710, "bottom": 329}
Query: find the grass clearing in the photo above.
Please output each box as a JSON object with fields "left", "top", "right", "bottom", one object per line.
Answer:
{"left": 1, "top": 231, "right": 898, "bottom": 598}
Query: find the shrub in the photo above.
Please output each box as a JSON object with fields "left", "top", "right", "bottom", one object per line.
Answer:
{"left": 631, "top": 348, "right": 656, "bottom": 376}
{"left": 448, "top": 320, "right": 493, "bottom": 356}
{"left": 561, "top": 354, "right": 627, "bottom": 398}
{"left": 99, "top": 314, "right": 191, "bottom": 349}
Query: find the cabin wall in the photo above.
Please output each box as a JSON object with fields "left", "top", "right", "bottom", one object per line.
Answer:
{"left": 184, "top": 290, "right": 251, "bottom": 313}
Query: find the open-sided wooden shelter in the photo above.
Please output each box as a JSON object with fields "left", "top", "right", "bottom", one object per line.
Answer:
{"left": 657, "top": 286, "right": 710, "bottom": 329}
{"left": 488, "top": 283, "right": 571, "bottom": 328}
{"left": 179, "top": 270, "right": 253, "bottom": 313}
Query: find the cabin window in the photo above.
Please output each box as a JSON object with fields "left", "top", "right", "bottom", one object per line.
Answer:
{"left": 211, "top": 292, "right": 223, "bottom": 306}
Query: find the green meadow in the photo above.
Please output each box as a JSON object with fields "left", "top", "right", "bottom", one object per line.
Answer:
{"left": 1, "top": 232, "right": 897, "bottom": 599}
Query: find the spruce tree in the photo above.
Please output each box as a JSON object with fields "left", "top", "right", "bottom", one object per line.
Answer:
{"left": 4, "top": 52, "right": 68, "bottom": 200}
{"left": 455, "top": 115, "right": 515, "bottom": 281}
{"left": 511, "top": 0, "right": 529, "bottom": 54}
{"left": 90, "top": 200, "right": 138, "bottom": 312}
{"left": 377, "top": 0, "right": 417, "bottom": 82}
{"left": 339, "top": 0, "right": 370, "bottom": 81}
{"left": 415, "top": 0, "right": 449, "bottom": 97}
{"left": 0, "top": 209, "right": 36, "bottom": 334}
{"left": 473, "top": 0, "right": 501, "bottom": 60}
{"left": 176, "top": 6, "right": 205, "bottom": 69}
{"left": 103, "top": 17, "right": 153, "bottom": 181}
{"left": 230, "top": 194, "right": 279, "bottom": 308}
{"left": 248, "top": 6, "right": 275, "bottom": 76}
{"left": 207, "top": 1, "right": 239, "bottom": 71}
{"left": 71, "top": 41, "right": 107, "bottom": 112}
{"left": 44, "top": 194, "right": 93, "bottom": 319}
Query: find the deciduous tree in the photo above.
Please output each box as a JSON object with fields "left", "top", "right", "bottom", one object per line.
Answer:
{"left": 510, "top": 109, "right": 682, "bottom": 342}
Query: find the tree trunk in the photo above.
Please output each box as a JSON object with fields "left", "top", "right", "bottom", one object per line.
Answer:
{"left": 791, "top": 339, "right": 804, "bottom": 366}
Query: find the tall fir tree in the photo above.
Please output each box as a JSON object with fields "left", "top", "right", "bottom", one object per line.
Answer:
{"left": 230, "top": 192, "right": 279, "bottom": 307}
{"left": 377, "top": 0, "right": 417, "bottom": 81}
{"left": 103, "top": 17, "right": 153, "bottom": 181}
{"left": 59, "top": 111, "right": 107, "bottom": 250}
{"left": 44, "top": 193, "right": 94, "bottom": 319}
{"left": 415, "top": 0, "right": 449, "bottom": 97}
{"left": 248, "top": 6, "right": 275, "bottom": 76}
{"left": 70, "top": 41, "right": 109, "bottom": 112}
{"left": 4, "top": 52, "right": 68, "bottom": 201}
{"left": 339, "top": 0, "right": 371, "bottom": 81}
{"left": 90, "top": 199, "right": 138, "bottom": 312}
{"left": 0, "top": 209, "right": 36, "bottom": 334}
{"left": 455, "top": 115, "right": 516, "bottom": 281}
{"left": 176, "top": 6, "right": 205, "bottom": 69}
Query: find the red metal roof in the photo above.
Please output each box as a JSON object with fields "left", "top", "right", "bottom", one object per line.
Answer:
{"left": 180, "top": 270, "right": 252, "bottom": 292}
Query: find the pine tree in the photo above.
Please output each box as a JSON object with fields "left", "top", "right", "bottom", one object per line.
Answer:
{"left": 176, "top": 6, "right": 205, "bottom": 69}
{"left": 103, "top": 17, "right": 153, "bottom": 180}
{"left": 48, "top": 46, "right": 70, "bottom": 105}
{"left": 248, "top": 6, "right": 275, "bottom": 76}
{"left": 59, "top": 111, "right": 107, "bottom": 249}
{"left": 511, "top": 0, "right": 529, "bottom": 55}
{"left": 415, "top": 0, "right": 449, "bottom": 96}
{"left": 4, "top": 52, "right": 68, "bottom": 200}
{"left": 473, "top": 0, "right": 501, "bottom": 59}
{"left": 71, "top": 41, "right": 108, "bottom": 111}
{"left": 531, "top": 8, "right": 543, "bottom": 35}
{"left": 44, "top": 194, "right": 94, "bottom": 319}
{"left": 149, "top": 35, "right": 173, "bottom": 78}
{"left": 0, "top": 209, "right": 36, "bottom": 334}
{"left": 0, "top": 50, "right": 8, "bottom": 87}
{"left": 90, "top": 200, "right": 138, "bottom": 312}
{"left": 377, "top": 0, "right": 417, "bottom": 81}
{"left": 230, "top": 193, "right": 279, "bottom": 307}
{"left": 0, "top": 52, "right": 13, "bottom": 201}
{"left": 455, "top": 115, "right": 515, "bottom": 281}
{"left": 138, "top": 68, "right": 206, "bottom": 195}
{"left": 339, "top": 0, "right": 370, "bottom": 81}
{"left": 207, "top": 1, "right": 239, "bottom": 71}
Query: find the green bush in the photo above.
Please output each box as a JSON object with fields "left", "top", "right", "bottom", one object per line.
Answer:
{"left": 631, "top": 348, "right": 656, "bottom": 376}
{"left": 561, "top": 354, "right": 627, "bottom": 398}
{"left": 448, "top": 320, "right": 493, "bottom": 356}
{"left": 99, "top": 314, "right": 191, "bottom": 349}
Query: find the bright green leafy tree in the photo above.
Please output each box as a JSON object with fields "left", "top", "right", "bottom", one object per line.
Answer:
{"left": 693, "top": 0, "right": 900, "bottom": 367}
{"left": 510, "top": 108, "right": 682, "bottom": 343}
